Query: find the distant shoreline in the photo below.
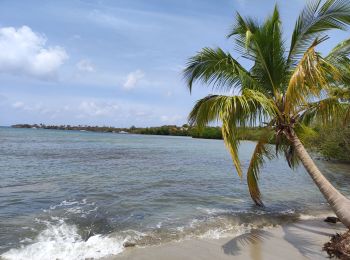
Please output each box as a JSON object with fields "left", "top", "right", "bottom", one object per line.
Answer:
{"left": 9, "top": 124, "right": 350, "bottom": 163}
{"left": 10, "top": 123, "right": 268, "bottom": 141}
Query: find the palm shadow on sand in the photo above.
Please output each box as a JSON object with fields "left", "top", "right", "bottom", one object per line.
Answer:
{"left": 222, "top": 229, "right": 272, "bottom": 256}
{"left": 281, "top": 222, "right": 339, "bottom": 259}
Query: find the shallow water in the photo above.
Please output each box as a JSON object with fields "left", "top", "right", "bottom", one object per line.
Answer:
{"left": 0, "top": 127, "right": 349, "bottom": 259}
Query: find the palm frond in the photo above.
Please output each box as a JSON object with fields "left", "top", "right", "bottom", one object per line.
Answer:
{"left": 183, "top": 47, "right": 258, "bottom": 93}
{"left": 325, "top": 38, "right": 350, "bottom": 85}
{"left": 228, "top": 6, "right": 288, "bottom": 94}
{"left": 188, "top": 90, "right": 277, "bottom": 128}
{"left": 227, "top": 12, "right": 259, "bottom": 56}
{"left": 330, "top": 86, "right": 350, "bottom": 100}
{"left": 299, "top": 96, "right": 348, "bottom": 125}
{"left": 284, "top": 145, "right": 300, "bottom": 169}
{"left": 246, "top": 130, "right": 274, "bottom": 206}
{"left": 288, "top": 0, "right": 350, "bottom": 66}
{"left": 285, "top": 38, "right": 341, "bottom": 114}
{"left": 326, "top": 38, "right": 350, "bottom": 63}
{"left": 222, "top": 118, "right": 243, "bottom": 178}
{"left": 188, "top": 90, "right": 277, "bottom": 178}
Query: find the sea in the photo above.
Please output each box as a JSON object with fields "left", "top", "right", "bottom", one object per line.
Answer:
{"left": 0, "top": 127, "right": 349, "bottom": 259}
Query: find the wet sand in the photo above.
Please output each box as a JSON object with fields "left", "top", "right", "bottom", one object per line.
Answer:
{"left": 108, "top": 219, "right": 346, "bottom": 260}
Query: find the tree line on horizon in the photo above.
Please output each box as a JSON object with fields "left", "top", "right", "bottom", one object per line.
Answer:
{"left": 11, "top": 122, "right": 350, "bottom": 162}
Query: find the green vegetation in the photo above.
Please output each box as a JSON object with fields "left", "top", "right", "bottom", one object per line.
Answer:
{"left": 183, "top": 0, "right": 350, "bottom": 229}
{"left": 130, "top": 125, "right": 188, "bottom": 136}
{"left": 190, "top": 126, "right": 222, "bottom": 139}
{"left": 305, "top": 124, "right": 350, "bottom": 162}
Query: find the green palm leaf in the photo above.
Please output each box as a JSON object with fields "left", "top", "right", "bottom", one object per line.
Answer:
{"left": 288, "top": 0, "right": 350, "bottom": 66}
{"left": 246, "top": 130, "right": 274, "bottom": 206}
{"left": 228, "top": 6, "right": 287, "bottom": 94}
{"left": 183, "top": 48, "right": 258, "bottom": 93}
{"left": 188, "top": 91, "right": 276, "bottom": 178}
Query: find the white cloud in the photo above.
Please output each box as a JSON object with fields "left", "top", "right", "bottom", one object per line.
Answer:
{"left": 76, "top": 59, "right": 95, "bottom": 72}
{"left": 12, "top": 101, "right": 48, "bottom": 113}
{"left": 0, "top": 26, "right": 68, "bottom": 79}
{"left": 123, "top": 70, "right": 144, "bottom": 90}
{"left": 78, "top": 101, "right": 119, "bottom": 117}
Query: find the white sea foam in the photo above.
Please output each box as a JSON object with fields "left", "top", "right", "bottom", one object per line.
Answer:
{"left": 298, "top": 213, "right": 330, "bottom": 220}
{"left": 298, "top": 214, "right": 318, "bottom": 220}
{"left": 196, "top": 207, "right": 232, "bottom": 215}
{"left": 176, "top": 226, "right": 185, "bottom": 232}
{"left": 196, "top": 207, "right": 297, "bottom": 216}
{"left": 199, "top": 227, "right": 237, "bottom": 239}
{"left": 279, "top": 209, "right": 296, "bottom": 215}
{"left": 49, "top": 199, "right": 94, "bottom": 210}
{"left": 198, "top": 224, "right": 261, "bottom": 240}
{"left": 1, "top": 222, "right": 125, "bottom": 260}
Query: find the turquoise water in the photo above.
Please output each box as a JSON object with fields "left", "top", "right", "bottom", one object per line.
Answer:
{"left": 0, "top": 127, "right": 349, "bottom": 259}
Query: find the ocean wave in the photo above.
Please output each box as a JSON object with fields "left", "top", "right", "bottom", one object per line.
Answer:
{"left": 1, "top": 213, "right": 292, "bottom": 260}
{"left": 2, "top": 201, "right": 328, "bottom": 259}
{"left": 1, "top": 221, "right": 125, "bottom": 260}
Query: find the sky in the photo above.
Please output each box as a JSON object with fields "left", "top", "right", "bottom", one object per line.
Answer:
{"left": 0, "top": 0, "right": 348, "bottom": 127}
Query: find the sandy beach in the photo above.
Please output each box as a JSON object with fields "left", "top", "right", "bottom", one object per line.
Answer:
{"left": 109, "top": 219, "right": 345, "bottom": 260}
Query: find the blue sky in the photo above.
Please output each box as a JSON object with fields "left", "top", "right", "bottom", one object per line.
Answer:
{"left": 0, "top": 0, "right": 348, "bottom": 127}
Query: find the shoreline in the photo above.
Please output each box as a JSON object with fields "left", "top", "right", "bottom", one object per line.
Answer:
{"left": 108, "top": 219, "right": 346, "bottom": 260}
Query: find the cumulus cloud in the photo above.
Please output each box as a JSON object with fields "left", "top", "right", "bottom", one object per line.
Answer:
{"left": 76, "top": 59, "right": 95, "bottom": 72}
{"left": 0, "top": 26, "right": 68, "bottom": 79}
{"left": 123, "top": 70, "right": 144, "bottom": 90}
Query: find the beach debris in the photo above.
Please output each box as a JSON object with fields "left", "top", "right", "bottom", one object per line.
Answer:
{"left": 123, "top": 241, "right": 136, "bottom": 248}
{"left": 323, "top": 231, "right": 350, "bottom": 259}
{"left": 324, "top": 217, "right": 340, "bottom": 224}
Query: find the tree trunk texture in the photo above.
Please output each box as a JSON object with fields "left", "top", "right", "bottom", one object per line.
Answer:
{"left": 291, "top": 133, "right": 350, "bottom": 228}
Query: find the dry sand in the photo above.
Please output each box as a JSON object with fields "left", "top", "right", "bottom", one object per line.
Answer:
{"left": 107, "top": 219, "right": 346, "bottom": 260}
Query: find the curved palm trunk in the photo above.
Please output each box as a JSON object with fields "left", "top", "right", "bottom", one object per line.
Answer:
{"left": 291, "top": 133, "right": 350, "bottom": 228}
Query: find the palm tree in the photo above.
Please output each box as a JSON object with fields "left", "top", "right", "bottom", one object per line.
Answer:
{"left": 183, "top": 0, "right": 350, "bottom": 227}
